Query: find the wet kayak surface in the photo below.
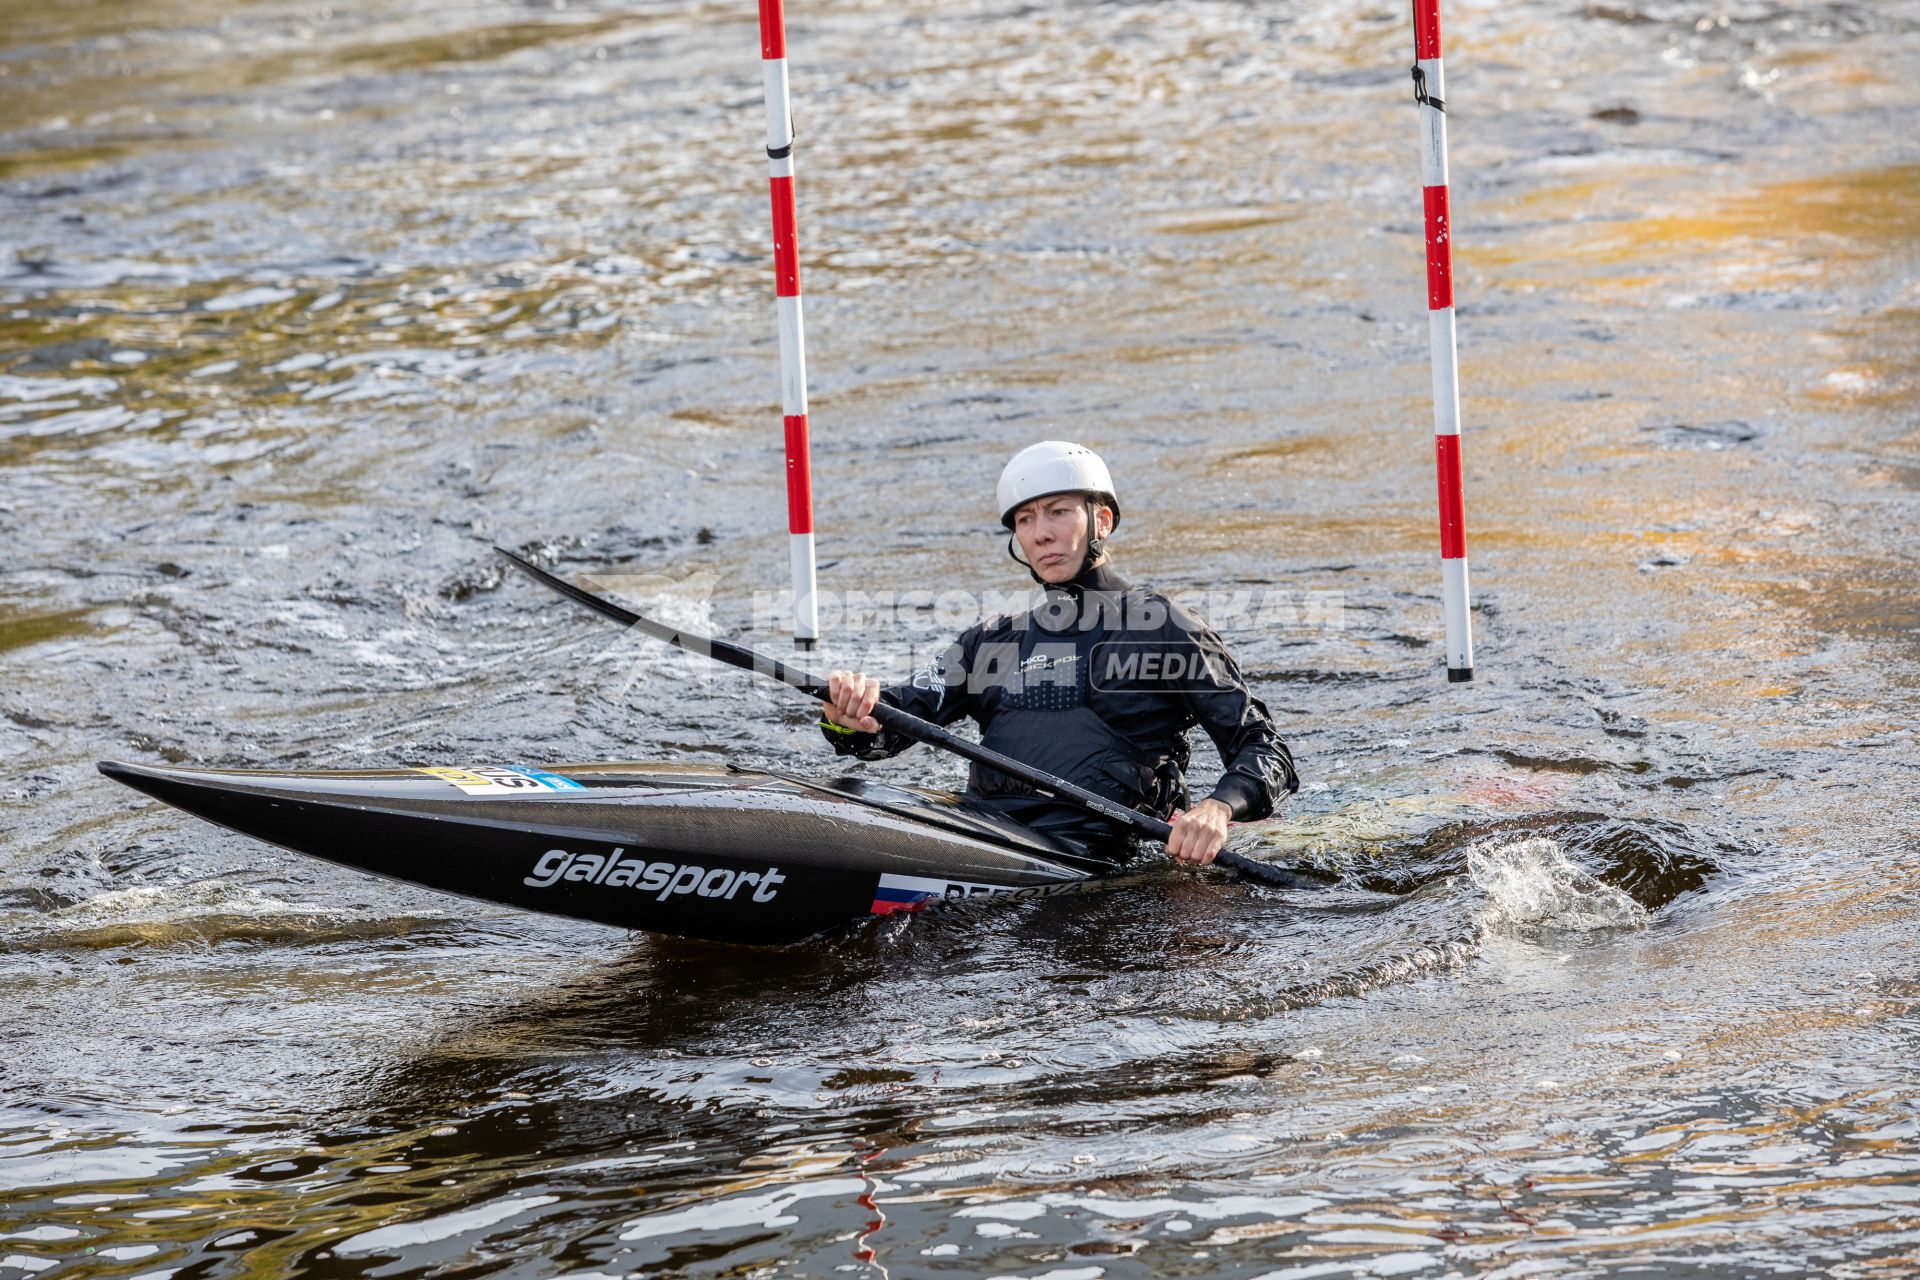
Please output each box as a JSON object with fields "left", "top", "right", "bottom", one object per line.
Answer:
{"left": 4, "top": 0, "right": 1919, "bottom": 1275}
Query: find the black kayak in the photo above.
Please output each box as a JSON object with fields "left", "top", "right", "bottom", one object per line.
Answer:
{"left": 97, "top": 759, "right": 1128, "bottom": 945}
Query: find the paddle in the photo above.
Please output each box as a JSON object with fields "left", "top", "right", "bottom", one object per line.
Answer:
{"left": 496, "top": 547, "right": 1319, "bottom": 889}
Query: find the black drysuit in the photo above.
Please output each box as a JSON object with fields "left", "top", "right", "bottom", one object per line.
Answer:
{"left": 820, "top": 560, "right": 1299, "bottom": 859}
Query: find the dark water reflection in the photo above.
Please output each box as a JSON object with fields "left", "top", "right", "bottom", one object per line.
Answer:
{"left": 5, "top": 0, "right": 1920, "bottom": 1274}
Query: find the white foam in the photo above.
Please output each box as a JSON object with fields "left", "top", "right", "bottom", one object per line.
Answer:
{"left": 18, "top": 877, "right": 433, "bottom": 952}
{"left": 1468, "top": 837, "right": 1648, "bottom": 932}
{"left": 48, "top": 881, "right": 323, "bottom": 929}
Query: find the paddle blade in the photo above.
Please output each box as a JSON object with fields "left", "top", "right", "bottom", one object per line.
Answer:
{"left": 496, "top": 546, "right": 643, "bottom": 628}
{"left": 494, "top": 546, "right": 830, "bottom": 700}
{"left": 1218, "top": 849, "right": 1337, "bottom": 890}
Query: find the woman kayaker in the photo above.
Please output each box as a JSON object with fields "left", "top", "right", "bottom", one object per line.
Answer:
{"left": 820, "top": 440, "right": 1298, "bottom": 867}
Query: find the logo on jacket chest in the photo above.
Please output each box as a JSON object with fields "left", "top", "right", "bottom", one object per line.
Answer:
{"left": 968, "top": 641, "right": 1086, "bottom": 710}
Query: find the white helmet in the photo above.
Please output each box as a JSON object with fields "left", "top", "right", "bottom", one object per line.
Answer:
{"left": 996, "top": 440, "right": 1120, "bottom": 530}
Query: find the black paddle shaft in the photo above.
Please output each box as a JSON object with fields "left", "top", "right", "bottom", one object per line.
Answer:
{"left": 496, "top": 547, "right": 1307, "bottom": 887}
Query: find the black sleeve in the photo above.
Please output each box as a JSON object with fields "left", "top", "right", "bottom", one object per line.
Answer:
{"left": 820, "top": 626, "right": 981, "bottom": 761}
{"left": 1163, "top": 601, "right": 1299, "bottom": 821}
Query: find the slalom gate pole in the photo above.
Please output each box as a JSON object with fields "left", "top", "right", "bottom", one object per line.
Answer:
{"left": 756, "top": 0, "right": 820, "bottom": 648}
{"left": 1412, "top": 0, "right": 1474, "bottom": 682}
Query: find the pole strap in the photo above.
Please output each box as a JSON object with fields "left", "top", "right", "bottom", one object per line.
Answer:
{"left": 1411, "top": 63, "right": 1445, "bottom": 112}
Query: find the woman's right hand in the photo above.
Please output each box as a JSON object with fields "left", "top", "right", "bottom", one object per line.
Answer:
{"left": 825, "top": 670, "right": 883, "bottom": 733}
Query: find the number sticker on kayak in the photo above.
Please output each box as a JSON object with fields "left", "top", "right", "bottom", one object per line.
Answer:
{"left": 414, "top": 765, "right": 586, "bottom": 795}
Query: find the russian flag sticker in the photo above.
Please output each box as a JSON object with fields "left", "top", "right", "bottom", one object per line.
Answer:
{"left": 871, "top": 873, "right": 946, "bottom": 916}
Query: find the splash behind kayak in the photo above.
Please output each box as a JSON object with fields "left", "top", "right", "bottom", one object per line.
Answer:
{"left": 96, "top": 760, "right": 1116, "bottom": 945}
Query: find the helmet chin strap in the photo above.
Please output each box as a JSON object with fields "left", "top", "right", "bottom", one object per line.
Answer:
{"left": 1006, "top": 534, "right": 1048, "bottom": 586}
{"left": 1082, "top": 496, "right": 1108, "bottom": 571}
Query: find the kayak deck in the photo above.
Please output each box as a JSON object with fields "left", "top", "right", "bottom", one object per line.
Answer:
{"left": 98, "top": 759, "right": 1124, "bottom": 945}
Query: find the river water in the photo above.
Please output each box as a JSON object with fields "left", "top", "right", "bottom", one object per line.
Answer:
{"left": 4, "top": 0, "right": 1919, "bottom": 1275}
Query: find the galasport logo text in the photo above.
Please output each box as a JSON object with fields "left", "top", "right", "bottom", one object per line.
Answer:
{"left": 524, "top": 847, "right": 785, "bottom": 903}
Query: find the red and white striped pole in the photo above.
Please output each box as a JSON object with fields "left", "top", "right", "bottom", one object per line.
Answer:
{"left": 756, "top": 0, "right": 820, "bottom": 648}
{"left": 1412, "top": 0, "right": 1473, "bottom": 682}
